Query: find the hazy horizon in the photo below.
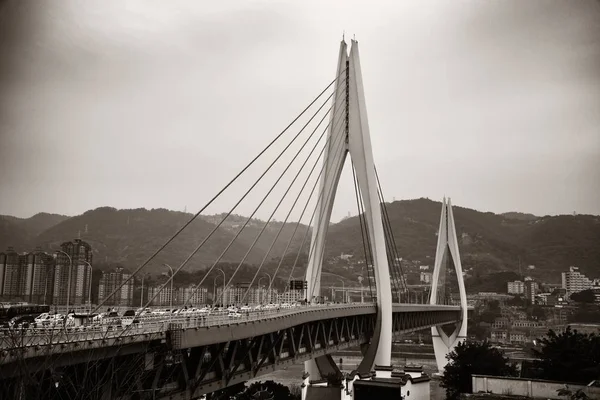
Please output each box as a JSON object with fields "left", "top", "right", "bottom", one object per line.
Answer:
{"left": 2, "top": 196, "right": 595, "bottom": 222}
{"left": 1, "top": 1, "right": 599, "bottom": 222}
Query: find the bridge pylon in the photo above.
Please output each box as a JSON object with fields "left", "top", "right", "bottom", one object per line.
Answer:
{"left": 303, "top": 39, "right": 393, "bottom": 383}
{"left": 429, "top": 198, "right": 468, "bottom": 372}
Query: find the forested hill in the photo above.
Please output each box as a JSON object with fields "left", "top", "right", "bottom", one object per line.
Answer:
{"left": 1, "top": 199, "right": 598, "bottom": 280}
{"left": 325, "top": 198, "right": 600, "bottom": 281}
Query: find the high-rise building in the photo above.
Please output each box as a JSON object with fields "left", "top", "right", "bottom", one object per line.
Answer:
{"left": 561, "top": 266, "right": 592, "bottom": 296}
{"left": 147, "top": 285, "right": 176, "bottom": 307}
{"left": 277, "top": 289, "right": 304, "bottom": 303}
{"left": 0, "top": 247, "right": 21, "bottom": 298}
{"left": 21, "top": 250, "right": 55, "bottom": 304}
{"left": 98, "top": 267, "right": 133, "bottom": 306}
{"left": 52, "top": 239, "right": 93, "bottom": 306}
{"left": 179, "top": 286, "right": 208, "bottom": 306}
{"left": 0, "top": 247, "right": 55, "bottom": 303}
{"left": 507, "top": 280, "right": 525, "bottom": 295}
{"left": 524, "top": 277, "right": 538, "bottom": 304}
{"left": 216, "top": 285, "right": 247, "bottom": 305}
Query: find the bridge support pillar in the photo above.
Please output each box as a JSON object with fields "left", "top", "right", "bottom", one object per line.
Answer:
{"left": 302, "top": 355, "right": 344, "bottom": 400}
{"left": 304, "top": 37, "right": 393, "bottom": 379}
{"left": 430, "top": 198, "right": 468, "bottom": 372}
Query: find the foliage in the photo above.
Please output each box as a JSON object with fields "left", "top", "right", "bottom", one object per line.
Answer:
{"left": 557, "top": 386, "right": 589, "bottom": 400}
{"left": 507, "top": 295, "right": 527, "bottom": 307}
{"left": 466, "top": 271, "right": 522, "bottom": 294}
{"left": 568, "top": 308, "right": 600, "bottom": 323}
{"left": 570, "top": 289, "right": 596, "bottom": 304}
{"left": 533, "top": 327, "right": 600, "bottom": 384}
{"left": 237, "top": 381, "right": 299, "bottom": 400}
{"left": 208, "top": 382, "right": 246, "bottom": 400}
{"left": 441, "top": 340, "right": 517, "bottom": 400}
{"left": 2, "top": 199, "right": 600, "bottom": 279}
{"left": 441, "top": 341, "right": 517, "bottom": 400}
{"left": 479, "top": 310, "right": 501, "bottom": 324}
{"left": 529, "top": 305, "right": 547, "bottom": 321}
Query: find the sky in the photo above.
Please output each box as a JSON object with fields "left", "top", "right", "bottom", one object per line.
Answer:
{"left": 0, "top": 0, "right": 599, "bottom": 221}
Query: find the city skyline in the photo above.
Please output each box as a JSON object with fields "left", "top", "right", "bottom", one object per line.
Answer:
{"left": 1, "top": 1, "right": 600, "bottom": 221}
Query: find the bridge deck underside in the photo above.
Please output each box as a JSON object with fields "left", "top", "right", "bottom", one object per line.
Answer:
{"left": 0, "top": 306, "right": 463, "bottom": 399}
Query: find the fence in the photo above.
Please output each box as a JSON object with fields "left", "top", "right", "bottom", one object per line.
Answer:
{"left": 472, "top": 375, "right": 600, "bottom": 399}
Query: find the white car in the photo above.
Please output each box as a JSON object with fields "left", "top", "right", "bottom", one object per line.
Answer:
{"left": 228, "top": 312, "right": 242, "bottom": 318}
{"left": 240, "top": 306, "right": 252, "bottom": 312}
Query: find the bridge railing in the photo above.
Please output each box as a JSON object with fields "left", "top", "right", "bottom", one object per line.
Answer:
{"left": 0, "top": 303, "right": 373, "bottom": 350}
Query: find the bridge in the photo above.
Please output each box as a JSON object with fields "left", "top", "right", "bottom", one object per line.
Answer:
{"left": 0, "top": 39, "right": 469, "bottom": 400}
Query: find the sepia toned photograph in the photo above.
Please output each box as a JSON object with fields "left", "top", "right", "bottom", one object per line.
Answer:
{"left": 1, "top": 1, "right": 599, "bottom": 399}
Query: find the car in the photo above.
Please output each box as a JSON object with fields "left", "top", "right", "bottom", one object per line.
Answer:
{"left": 240, "top": 306, "right": 252, "bottom": 312}
{"left": 228, "top": 312, "right": 242, "bottom": 318}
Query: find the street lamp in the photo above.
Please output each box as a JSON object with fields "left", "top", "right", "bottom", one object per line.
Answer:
{"left": 264, "top": 272, "right": 273, "bottom": 304}
{"left": 338, "top": 278, "right": 345, "bottom": 303}
{"left": 214, "top": 268, "right": 226, "bottom": 305}
{"left": 162, "top": 264, "right": 174, "bottom": 310}
{"left": 140, "top": 273, "right": 150, "bottom": 308}
{"left": 79, "top": 260, "right": 92, "bottom": 313}
{"left": 56, "top": 250, "right": 72, "bottom": 314}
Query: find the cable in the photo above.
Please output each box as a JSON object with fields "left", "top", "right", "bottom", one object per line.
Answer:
{"left": 267, "top": 103, "right": 348, "bottom": 298}
{"left": 287, "top": 111, "right": 349, "bottom": 300}
{"left": 93, "top": 73, "right": 344, "bottom": 313}
{"left": 375, "top": 167, "right": 409, "bottom": 295}
{"left": 377, "top": 186, "right": 402, "bottom": 302}
{"left": 355, "top": 174, "right": 377, "bottom": 302}
{"left": 142, "top": 88, "right": 337, "bottom": 310}
{"left": 181, "top": 85, "right": 348, "bottom": 308}
{"left": 304, "top": 128, "right": 352, "bottom": 301}
{"left": 351, "top": 162, "right": 374, "bottom": 300}
{"left": 218, "top": 107, "right": 336, "bottom": 305}
{"left": 241, "top": 102, "right": 349, "bottom": 304}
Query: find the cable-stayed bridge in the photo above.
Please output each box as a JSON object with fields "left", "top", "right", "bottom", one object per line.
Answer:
{"left": 0, "top": 40, "right": 470, "bottom": 400}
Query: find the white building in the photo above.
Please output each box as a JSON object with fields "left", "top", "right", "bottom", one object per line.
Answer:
{"left": 561, "top": 266, "right": 592, "bottom": 296}
{"left": 147, "top": 285, "right": 176, "bottom": 307}
{"left": 507, "top": 280, "right": 524, "bottom": 295}
{"left": 277, "top": 289, "right": 304, "bottom": 303}
{"left": 179, "top": 286, "right": 207, "bottom": 306}
{"left": 419, "top": 272, "right": 432, "bottom": 284}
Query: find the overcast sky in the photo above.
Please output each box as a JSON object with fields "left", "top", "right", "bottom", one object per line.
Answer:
{"left": 1, "top": 0, "right": 599, "bottom": 221}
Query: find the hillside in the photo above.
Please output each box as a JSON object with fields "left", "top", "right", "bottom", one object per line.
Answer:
{"left": 0, "top": 212, "right": 69, "bottom": 247}
{"left": 323, "top": 198, "right": 600, "bottom": 281}
{"left": 1, "top": 200, "right": 598, "bottom": 282}
{"left": 1, "top": 207, "right": 308, "bottom": 275}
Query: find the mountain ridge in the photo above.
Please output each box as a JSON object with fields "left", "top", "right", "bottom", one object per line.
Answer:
{"left": 1, "top": 199, "right": 598, "bottom": 281}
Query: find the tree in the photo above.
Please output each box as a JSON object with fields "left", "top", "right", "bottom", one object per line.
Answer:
{"left": 238, "top": 381, "right": 298, "bottom": 400}
{"left": 529, "top": 305, "right": 546, "bottom": 321}
{"left": 533, "top": 327, "right": 600, "bottom": 384}
{"left": 570, "top": 289, "right": 596, "bottom": 304}
{"left": 441, "top": 341, "right": 517, "bottom": 400}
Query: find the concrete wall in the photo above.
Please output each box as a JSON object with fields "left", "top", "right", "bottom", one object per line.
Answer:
{"left": 472, "top": 375, "right": 600, "bottom": 399}
{"left": 403, "top": 379, "right": 430, "bottom": 400}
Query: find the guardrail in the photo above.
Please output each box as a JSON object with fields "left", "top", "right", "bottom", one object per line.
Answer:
{"left": 0, "top": 302, "right": 461, "bottom": 351}
{"left": 0, "top": 303, "right": 370, "bottom": 350}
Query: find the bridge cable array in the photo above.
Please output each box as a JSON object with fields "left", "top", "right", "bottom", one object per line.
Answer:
{"left": 142, "top": 79, "right": 345, "bottom": 310}
{"left": 375, "top": 167, "right": 410, "bottom": 301}
{"left": 92, "top": 70, "right": 346, "bottom": 314}
{"left": 351, "top": 162, "right": 375, "bottom": 301}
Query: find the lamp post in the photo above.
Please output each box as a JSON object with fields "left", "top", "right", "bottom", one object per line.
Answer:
{"left": 215, "top": 268, "right": 226, "bottom": 306}
{"left": 162, "top": 264, "right": 174, "bottom": 310}
{"left": 79, "top": 260, "right": 92, "bottom": 313}
{"left": 338, "top": 278, "right": 345, "bottom": 303}
{"left": 140, "top": 273, "right": 150, "bottom": 308}
{"left": 264, "top": 272, "right": 273, "bottom": 304}
{"left": 56, "top": 250, "right": 73, "bottom": 314}
{"left": 358, "top": 276, "right": 364, "bottom": 303}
